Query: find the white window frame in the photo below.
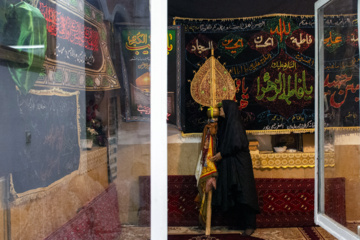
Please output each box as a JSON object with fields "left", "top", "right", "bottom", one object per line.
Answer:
{"left": 315, "top": 0, "right": 360, "bottom": 239}
{"left": 151, "top": 0, "right": 360, "bottom": 239}
{"left": 150, "top": 0, "right": 168, "bottom": 239}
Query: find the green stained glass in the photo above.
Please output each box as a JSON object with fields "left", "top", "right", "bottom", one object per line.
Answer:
{"left": 70, "top": 73, "right": 77, "bottom": 85}
{"left": 96, "top": 13, "right": 102, "bottom": 22}
{"left": 86, "top": 76, "right": 94, "bottom": 87}
{"left": 102, "top": 79, "right": 109, "bottom": 87}
{"left": 69, "top": 0, "right": 77, "bottom": 7}
{"left": 55, "top": 70, "right": 63, "bottom": 83}
{"left": 84, "top": 5, "right": 91, "bottom": 17}
{"left": 106, "top": 61, "right": 114, "bottom": 76}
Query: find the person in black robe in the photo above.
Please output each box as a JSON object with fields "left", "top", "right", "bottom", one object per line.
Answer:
{"left": 211, "top": 100, "right": 260, "bottom": 236}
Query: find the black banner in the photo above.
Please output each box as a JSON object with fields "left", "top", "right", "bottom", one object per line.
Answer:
{"left": 12, "top": 90, "right": 80, "bottom": 193}
{"left": 119, "top": 26, "right": 184, "bottom": 128}
{"left": 175, "top": 14, "right": 359, "bottom": 133}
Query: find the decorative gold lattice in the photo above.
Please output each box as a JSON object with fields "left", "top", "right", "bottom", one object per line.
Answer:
{"left": 251, "top": 152, "right": 335, "bottom": 169}
{"left": 190, "top": 52, "right": 235, "bottom": 107}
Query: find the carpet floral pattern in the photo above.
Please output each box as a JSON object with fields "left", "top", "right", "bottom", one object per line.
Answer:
{"left": 138, "top": 176, "right": 345, "bottom": 228}
{"left": 117, "top": 226, "right": 337, "bottom": 240}
{"left": 45, "top": 183, "right": 121, "bottom": 239}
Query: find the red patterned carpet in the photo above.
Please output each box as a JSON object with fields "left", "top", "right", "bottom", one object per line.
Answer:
{"left": 118, "top": 226, "right": 337, "bottom": 240}
{"left": 139, "top": 176, "right": 346, "bottom": 228}
{"left": 45, "top": 183, "right": 121, "bottom": 240}
{"left": 298, "top": 227, "right": 336, "bottom": 240}
{"left": 168, "top": 234, "right": 264, "bottom": 240}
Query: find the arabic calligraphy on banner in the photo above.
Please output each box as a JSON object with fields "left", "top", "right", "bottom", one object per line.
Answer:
{"left": 175, "top": 14, "right": 359, "bottom": 133}
{"left": 34, "top": 0, "right": 119, "bottom": 91}
{"left": 119, "top": 26, "right": 184, "bottom": 128}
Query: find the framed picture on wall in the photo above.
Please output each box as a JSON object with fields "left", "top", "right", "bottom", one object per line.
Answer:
{"left": 118, "top": 25, "right": 184, "bottom": 129}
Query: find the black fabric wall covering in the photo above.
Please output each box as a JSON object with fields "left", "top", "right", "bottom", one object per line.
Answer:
{"left": 168, "top": 0, "right": 357, "bottom": 21}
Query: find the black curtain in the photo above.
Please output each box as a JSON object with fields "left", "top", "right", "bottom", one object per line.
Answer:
{"left": 168, "top": 0, "right": 357, "bottom": 23}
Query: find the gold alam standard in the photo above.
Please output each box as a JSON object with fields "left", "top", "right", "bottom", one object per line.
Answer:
{"left": 191, "top": 48, "right": 235, "bottom": 236}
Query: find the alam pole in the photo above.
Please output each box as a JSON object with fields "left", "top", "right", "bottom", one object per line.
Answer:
{"left": 191, "top": 46, "right": 235, "bottom": 237}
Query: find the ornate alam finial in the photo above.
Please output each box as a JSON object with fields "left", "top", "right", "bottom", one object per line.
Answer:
{"left": 190, "top": 41, "right": 236, "bottom": 119}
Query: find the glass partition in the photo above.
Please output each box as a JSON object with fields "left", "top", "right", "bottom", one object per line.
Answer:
{"left": 316, "top": 0, "right": 360, "bottom": 238}
{"left": 0, "top": 0, "right": 154, "bottom": 239}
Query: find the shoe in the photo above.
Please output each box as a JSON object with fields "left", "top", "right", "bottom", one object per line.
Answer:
{"left": 242, "top": 228, "right": 255, "bottom": 236}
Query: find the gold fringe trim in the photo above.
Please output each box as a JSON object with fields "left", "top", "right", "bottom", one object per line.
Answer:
{"left": 10, "top": 147, "right": 108, "bottom": 206}
{"left": 251, "top": 151, "right": 335, "bottom": 169}
{"left": 173, "top": 13, "right": 357, "bottom": 23}
{"left": 10, "top": 88, "right": 82, "bottom": 206}
{"left": 28, "top": 88, "right": 79, "bottom": 97}
{"left": 9, "top": 170, "right": 78, "bottom": 206}
{"left": 181, "top": 132, "right": 202, "bottom": 138}
{"left": 325, "top": 127, "right": 360, "bottom": 131}
{"left": 182, "top": 127, "right": 360, "bottom": 137}
{"left": 173, "top": 14, "right": 314, "bottom": 22}
{"left": 247, "top": 129, "right": 315, "bottom": 135}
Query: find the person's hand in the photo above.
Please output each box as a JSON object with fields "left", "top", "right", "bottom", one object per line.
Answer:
{"left": 205, "top": 177, "right": 216, "bottom": 193}
{"left": 210, "top": 152, "right": 222, "bottom": 162}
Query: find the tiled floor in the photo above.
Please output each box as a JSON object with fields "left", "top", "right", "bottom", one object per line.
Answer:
{"left": 117, "top": 225, "right": 337, "bottom": 240}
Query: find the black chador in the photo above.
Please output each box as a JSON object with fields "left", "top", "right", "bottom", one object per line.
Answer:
{"left": 212, "top": 100, "right": 260, "bottom": 232}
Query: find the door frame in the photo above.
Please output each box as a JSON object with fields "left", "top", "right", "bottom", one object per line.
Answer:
{"left": 315, "top": 0, "right": 360, "bottom": 239}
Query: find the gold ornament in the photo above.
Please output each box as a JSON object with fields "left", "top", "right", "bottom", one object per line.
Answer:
{"left": 190, "top": 49, "right": 236, "bottom": 110}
